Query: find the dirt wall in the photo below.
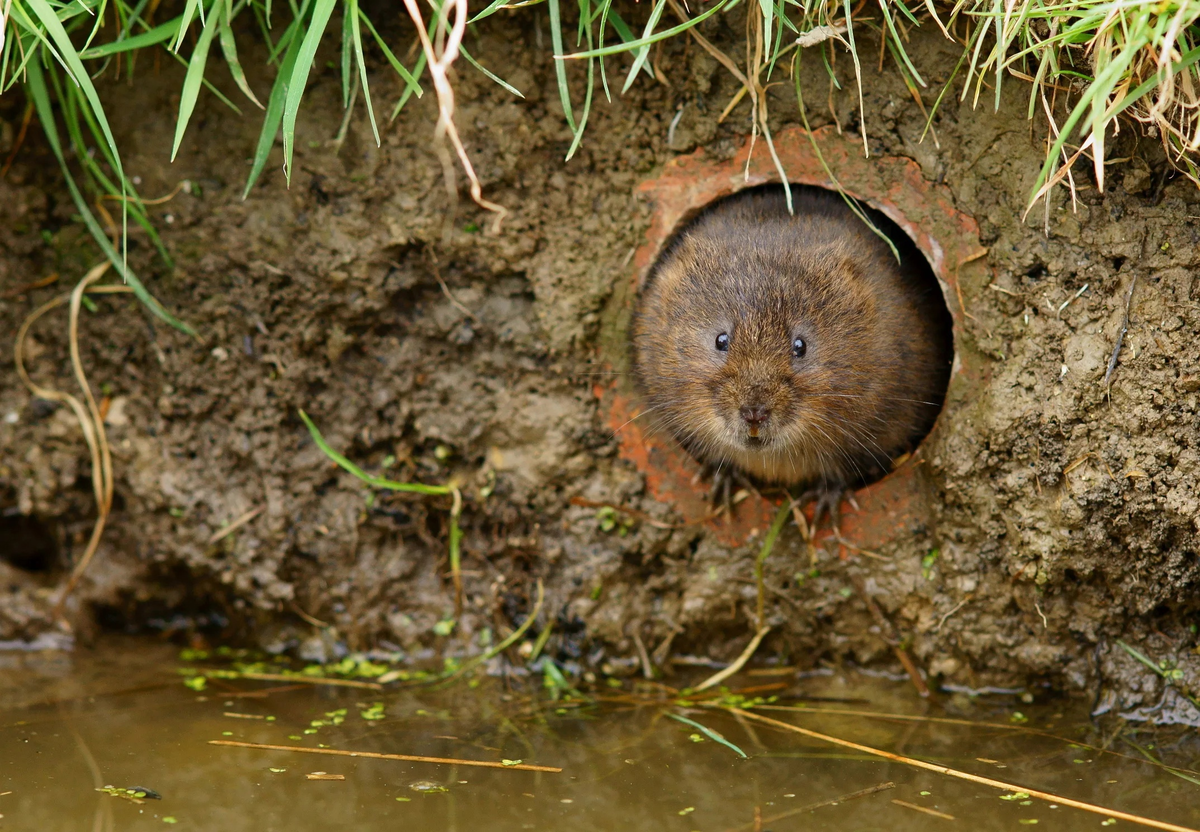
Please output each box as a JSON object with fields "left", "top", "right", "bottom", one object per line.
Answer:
{"left": 1, "top": 12, "right": 1197, "bottom": 718}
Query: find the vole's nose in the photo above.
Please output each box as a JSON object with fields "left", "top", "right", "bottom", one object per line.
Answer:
{"left": 739, "top": 404, "right": 771, "bottom": 435}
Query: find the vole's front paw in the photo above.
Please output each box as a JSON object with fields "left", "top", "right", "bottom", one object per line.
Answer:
{"left": 797, "top": 485, "right": 857, "bottom": 539}
{"left": 693, "top": 462, "right": 755, "bottom": 516}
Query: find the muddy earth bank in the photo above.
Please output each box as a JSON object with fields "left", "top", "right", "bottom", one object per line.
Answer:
{"left": 1, "top": 11, "right": 1198, "bottom": 719}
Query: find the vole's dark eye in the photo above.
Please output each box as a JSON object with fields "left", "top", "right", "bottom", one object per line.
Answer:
{"left": 792, "top": 337, "right": 807, "bottom": 358}
{"left": 715, "top": 332, "right": 730, "bottom": 352}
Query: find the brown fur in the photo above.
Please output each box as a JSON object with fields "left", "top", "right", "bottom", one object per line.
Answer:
{"left": 631, "top": 186, "right": 953, "bottom": 490}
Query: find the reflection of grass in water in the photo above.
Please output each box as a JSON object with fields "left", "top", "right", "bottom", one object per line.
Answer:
{"left": 7, "top": 0, "right": 1200, "bottom": 322}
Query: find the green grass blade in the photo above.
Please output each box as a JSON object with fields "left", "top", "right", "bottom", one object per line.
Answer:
{"left": 570, "top": 0, "right": 727, "bottom": 61}
{"left": 243, "top": 12, "right": 305, "bottom": 197}
{"left": 357, "top": 8, "right": 422, "bottom": 100}
{"left": 219, "top": 2, "right": 265, "bottom": 108}
{"left": 758, "top": 0, "right": 772, "bottom": 63}
{"left": 460, "top": 44, "right": 524, "bottom": 98}
{"left": 55, "top": 70, "right": 173, "bottom": 267}
{"left": 565, "top": 1, "right": 594, "bottom": 160}
{"left": 468, "top": 0, "right": 509, "bottom": 24}
{"left": 876, "top": 0, "right": 925, "bottom": 87}
{"left": 340, "top": 0, "right": 352, "bottom": 107}
{"left": 1110, "top": 44, "right": 1200, "bottom": 123}
{"left": 163, "top": 43, "right": 244, "bottom": 114}
{"left": 548, "top": 0, "right": 576, "bottom": 130}
{"left": 621, "top": 0, "right": 666, "bottom": 93}
{"left": 172, "top": 0, "right": 204, "bottom": 51}
{"left": 80, "top": 0, "right": 108, "bottom": 53}
{"left": 26, "top": 58, "right": 194, "bottom": 335}
{"left": 79, "top": 15, "right": 180, "bottom": 57}
{"left": 389, "top": 49, "right": 427, "bottom": 119}
{"left": 298, "top": 410, "right": 451, "bottom": 494}
{"left": 281, "top": 0, "right": 337, "bottom": 185}
{"left": 25, "top": 0, "right": 131, "bottom": 260}
{"left": 348, "top": 0, "right": 379, "bottom": 145}
{"left": 172, "top": 0, "right": 222, "bottom": 161}
{"left": 667, "top": 714, "right": 749, "bottom": 758}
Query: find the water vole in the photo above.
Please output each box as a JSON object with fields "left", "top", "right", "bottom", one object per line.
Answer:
{"left": 631, "top": 185, "right": 952, "bottom": 505}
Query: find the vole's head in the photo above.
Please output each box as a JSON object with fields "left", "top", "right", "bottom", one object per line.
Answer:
{"left": 632, "top": 223, "right": 880, "bottom": 480}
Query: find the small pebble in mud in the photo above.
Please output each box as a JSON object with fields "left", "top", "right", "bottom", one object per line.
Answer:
{"left": 631, "top": 185, "right": 953, "bottom": 513}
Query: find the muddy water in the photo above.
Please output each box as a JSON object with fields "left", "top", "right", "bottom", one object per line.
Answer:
{"left": 1, "top": 639, "right": 1197, "bottom": 832}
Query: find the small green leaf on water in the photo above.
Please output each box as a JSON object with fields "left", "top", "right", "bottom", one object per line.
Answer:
{"left": 222, "top": 731, "right": 233, "bottom": 736}
{"left": 1000, "top": 792, "right": 1031, "bottom": 801}
{"left": 1009, "top": 711, "right": 1028, "bottom": 723}
{"left": 1101, "top": 820, "right": 1117, "bottom": 826}
{"left": 1021, "top": 800, "right": 1033, "bottom": 805}
{"left": 689, "top": 733, "right": 705, "bottom": 743}
{"left": 678, "top": 807, "right": 695, "bottom": 815}
{"left": 288, "top": 735, "right": 303, "bottom": 740}
{"left": 183, "top": 676, "right": 207, "bottom": 691}
{"left": 163, "top": 818, "right": 177, "bottom": 825}
{"left": 359, "top": 702, "right": 386, "bottom": 721}
{"left": 396, "top": 796, "right": 411, "bottom": 801}
{"left": 502, "top": 759, "right": 523, "bottom": 767}
{"left": 920, "top": 791, "right": 932, "bottom": 796}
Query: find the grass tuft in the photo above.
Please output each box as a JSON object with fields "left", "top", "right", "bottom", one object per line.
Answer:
{"left": 5, "top": 0, "right": 1200, "bottom": 324}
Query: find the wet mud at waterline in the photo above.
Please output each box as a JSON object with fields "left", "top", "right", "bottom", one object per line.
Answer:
{"left": 1, "top": 12, "right": 1199, "bottom": 719}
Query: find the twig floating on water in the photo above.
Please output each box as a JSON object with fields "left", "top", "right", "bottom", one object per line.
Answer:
{"left": 750, "top": 703, "right": 1200, "bottom": 779}
{"left": 892, "top": 798, "right": 955, "bottom": 820}
{"left": 209, "top": 740, "right": 563, "bottom": 773}
{"left": 724, "top": 781, "right": 895, "bottom": 832}
{"left": 725, "top": 708, "right": 1200, "bottom": 832}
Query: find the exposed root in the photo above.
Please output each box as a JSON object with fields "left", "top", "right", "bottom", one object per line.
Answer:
{"left": 401, "top": 0, "right": 508, "bottom": 234}
{"left": 14, "top": 263, "right": 132, "bottom": 617}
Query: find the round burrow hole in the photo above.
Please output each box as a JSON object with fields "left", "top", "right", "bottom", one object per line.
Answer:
{"left": 630, "top": 182, "right": 954, "bottom": 496}
{"left": 0, "top": 513, "right": 61, "bottom": 574}
{"left": 600, "top": 126, "right": 984, "bottom": 547}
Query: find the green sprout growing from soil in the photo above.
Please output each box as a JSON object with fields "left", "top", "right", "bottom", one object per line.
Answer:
{"left": 298, "top": 408, "right": 465, "bottom": 616}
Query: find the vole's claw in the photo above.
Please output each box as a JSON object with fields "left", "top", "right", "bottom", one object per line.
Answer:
{"left": 696, "top": 463, "right": 753, "bottom": 518}
{"left": 797, "top": 485, "right": 849, "bottom": 542}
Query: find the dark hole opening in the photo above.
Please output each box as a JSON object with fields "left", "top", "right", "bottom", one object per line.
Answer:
{"left": 635, "top": 183, "right": 955, "bottom": 492}
{"left": 0, "top": 513, "right": 60, "bottom": 573}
